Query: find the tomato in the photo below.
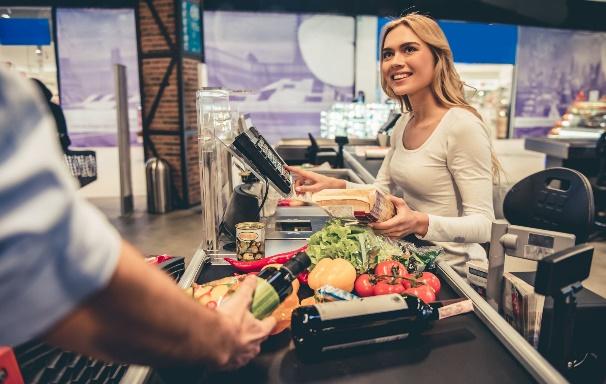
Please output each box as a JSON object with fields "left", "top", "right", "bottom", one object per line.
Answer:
{"left": 414, "top": 272, "right": 441, "bottom": 295}
{"left": 375, "top": 260, "right": 407, "bottom": 279}
{"left": 373, "top": 280, "right": 406, "bottom": 296}
{"left": 400, "top": 277, "right": 412, "bottom": 290}
{"left": 404, "top": 285, "right": 436, "bottom": 304}
{"left": 354, "top": 274, "right": 376, "bottom": 297}
{"left": 375, "top": 260, "right": 413, "bottom": 289}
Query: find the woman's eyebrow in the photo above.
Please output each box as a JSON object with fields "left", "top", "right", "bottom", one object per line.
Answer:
{"left": 383, "top": 41, "right": 420, "bottom": 51}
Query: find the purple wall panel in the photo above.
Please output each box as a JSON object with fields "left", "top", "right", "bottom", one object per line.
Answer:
{"left": 204, "top": 11, "right": 354, "bottom": 144}
{"left": 57, "top": 8, "right": 141, "bottom": 147}
{"left": 513, "top": 26, "right": 606, "bottom": 137}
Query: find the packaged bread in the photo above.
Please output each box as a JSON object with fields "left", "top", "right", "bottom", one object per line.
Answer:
{"left": 311, "top": 188, "right": 396, "bottom": 223}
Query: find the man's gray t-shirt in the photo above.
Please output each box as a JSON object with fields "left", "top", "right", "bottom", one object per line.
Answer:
{"left": 0, "top": 70, "right": 121, "bottom": 346}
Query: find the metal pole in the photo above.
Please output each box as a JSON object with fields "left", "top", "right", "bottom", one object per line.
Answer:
{"left": 486, "top": 220, "right": 509, "bottom": 311}
{"left": 115, "top": 64, "right": 134, "bottom": 216}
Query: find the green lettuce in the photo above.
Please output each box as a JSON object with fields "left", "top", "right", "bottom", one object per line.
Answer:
{"left": 307, "top": 219, "right": 403, "bottom": 274}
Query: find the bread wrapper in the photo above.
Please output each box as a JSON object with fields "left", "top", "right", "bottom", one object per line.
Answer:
{"left": 311, "top": 188, "right": 396, "bottom": 223}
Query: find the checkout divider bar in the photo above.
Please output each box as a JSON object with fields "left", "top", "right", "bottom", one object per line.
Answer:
{"left": 437, "top": 260, "right": 567, "bottom": 384}
{"left": 343, "top": 151, "right": 376, "bottom": 184}
{"left": 120, "top": 244, "right": 211, "bottom": 384}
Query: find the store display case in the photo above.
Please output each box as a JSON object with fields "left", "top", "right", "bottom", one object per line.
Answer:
{"left": 549, "top": 101, "right": 606, "bottom": 139}
{"left": 455, "top": 63, "right": 514, "bottom": 139}
{"left": 320, "top": 102, "right": 397, "bottom": 139}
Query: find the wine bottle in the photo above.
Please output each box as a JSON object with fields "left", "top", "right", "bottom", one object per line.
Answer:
{"left": 291, "top": 294, "right": 473, "bottom": 357}
{"left": 250, "top": 252, "right": 310, "bottom": 319}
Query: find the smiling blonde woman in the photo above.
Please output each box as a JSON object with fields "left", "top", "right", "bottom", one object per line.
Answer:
{"left": 288, "top": 13, "right": 497, "bottom": 271}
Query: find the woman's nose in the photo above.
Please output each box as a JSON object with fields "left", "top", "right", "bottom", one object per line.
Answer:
{"left": 390, "top": 52, "right": 405, "bottom": 67}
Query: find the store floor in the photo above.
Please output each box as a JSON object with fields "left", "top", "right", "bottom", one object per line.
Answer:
{"left": 89, "top": 195, "right": 606, "bottom": 298}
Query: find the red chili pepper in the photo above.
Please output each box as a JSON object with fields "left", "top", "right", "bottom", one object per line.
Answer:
{"left": 297, "top": 270, "right": 309, "bottom": 286}
{"left": 145, "top": 254, "right": 173, "bottom": 265}
{"left": 225, "top": 245, "right": 308, "bottom": 272}
{"left": 225, "top": 258, "right": 266, "bottom": 273}
{"left": 156, "top": 255, "right": 173, "bottom": 264}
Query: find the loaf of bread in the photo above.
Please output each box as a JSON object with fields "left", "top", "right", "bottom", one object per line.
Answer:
{"left": 311, "top": 188, "right": 396, "bottom": 223}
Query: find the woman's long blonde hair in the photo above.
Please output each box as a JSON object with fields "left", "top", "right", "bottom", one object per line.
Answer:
{"left": 380, "top": 13, "right": 502, "bottom": 182}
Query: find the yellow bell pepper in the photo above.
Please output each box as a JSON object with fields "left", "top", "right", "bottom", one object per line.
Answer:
{"left": 308, "top": 258, "right": 357, "bottom": 292}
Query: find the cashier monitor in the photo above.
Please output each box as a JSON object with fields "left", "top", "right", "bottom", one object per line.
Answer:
{"left": 228, "top": 125, "right": 293, "bottom": 197}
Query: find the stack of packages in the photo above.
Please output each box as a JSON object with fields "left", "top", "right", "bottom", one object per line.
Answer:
{"left": 501, "top": 272, "right": 546, "bottom": 349}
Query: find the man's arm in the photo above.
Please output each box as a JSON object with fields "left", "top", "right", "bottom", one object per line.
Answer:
{"left": 43, "top": 241, "right": 275, "bottom": 369}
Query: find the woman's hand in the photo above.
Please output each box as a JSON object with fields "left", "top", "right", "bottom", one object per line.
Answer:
{"left": 285, "top": 166, "right": 346, "bottom": 194}
{"left": 370, "top": 195, "right": 429, "bottom": 239}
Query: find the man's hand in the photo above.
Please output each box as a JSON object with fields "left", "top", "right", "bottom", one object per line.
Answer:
{"left": 286, "top": 166, "right": 346, "bottom": 194}
{"left": 370, "top": 195, "right": 429, "bottom": 238}
{"left": 43, "top": 241, "right": 275, "bottom": 369}
{"left": 216, "top": 276, "right": 276, "bottom": 370}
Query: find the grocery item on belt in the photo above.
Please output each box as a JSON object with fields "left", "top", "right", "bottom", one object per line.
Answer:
{"left": 316, "top": 285, "right": 358, "bottom": 302}
{"left": 308, "top": 257, "right": 357, "bottom": 292}
{"left": 235, "top": 222, "right": 265, "bottom": 261}
{"left": 186, "top": 274, "right": 301, "bottom": 326}
{"left": 306, "top": 219, "right": 403, "bottom": 274}
{"left": 225, "top": 244, "right": 308, "bottom": 272}
{"left": 185, "top": 276, "right": 241, "bottom": 309}
{"left": 187, "top": 252, "right": 310, "bottom": 323}
{"left": 311, "top": 188, "right": 396, "bottom": 223}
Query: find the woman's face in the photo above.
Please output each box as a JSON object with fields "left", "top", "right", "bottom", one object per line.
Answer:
{"left": 381, "top": 24, "right": 436, "bottom": 97}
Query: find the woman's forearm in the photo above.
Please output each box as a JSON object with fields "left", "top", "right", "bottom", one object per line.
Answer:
{"left": 418, "top": 213, "right": 492, "bottom": 243}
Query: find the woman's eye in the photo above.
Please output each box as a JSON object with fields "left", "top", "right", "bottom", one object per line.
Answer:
{"left": 403, "top": 46, "right": 417, "bottom": 54}
{"left": 382, "top": 51, "right": 393, "bottom": 60}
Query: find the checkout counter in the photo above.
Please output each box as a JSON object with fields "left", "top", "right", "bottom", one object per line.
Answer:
{"left": 524, "top": 137, "right": 599, "bottom": 177}
{"left": 121, "top": 147, "right": 570, "bottom": 384}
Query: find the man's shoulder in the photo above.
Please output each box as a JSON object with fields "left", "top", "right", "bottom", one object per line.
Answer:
{"left": 0, "top": 70, "right": 47, "bottom": 161}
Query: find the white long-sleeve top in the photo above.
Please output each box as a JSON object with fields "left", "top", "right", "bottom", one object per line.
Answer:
{"left": 349, "top": 107, "right": 495, "bottom": 266}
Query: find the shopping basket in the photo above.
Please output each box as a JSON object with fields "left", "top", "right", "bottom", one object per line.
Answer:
{"left": 63, "top": 149, "right": 97, "bottom": 187}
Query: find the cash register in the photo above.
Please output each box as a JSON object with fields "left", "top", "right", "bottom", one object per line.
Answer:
{"left": 218, "top": 121, "right": 329, "bottom": 243}
{"left": 485, "top": 168, "right": 606, "bottom": 383}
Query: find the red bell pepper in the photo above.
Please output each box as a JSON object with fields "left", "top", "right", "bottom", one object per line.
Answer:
{"left": 297, "top": 270, "right": 309, "bottom": 286}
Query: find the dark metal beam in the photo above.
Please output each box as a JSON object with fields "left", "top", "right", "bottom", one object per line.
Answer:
{"left": 175, "top": 0, "right": 189, "bottom": 208}
{"left": 141, "top": 50, "right": 177, "bottom": 59}
{"left": 147, "top": 129, "right": 181, "bottom": 135}
{"left": 144, "top": 0, "right": 176, "bottom": 51}
{"left": 4, "top": 0, "right": 136, "bottom": 7}
{"left": 202, "top": 0, "right": 606, "bottom": 32}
